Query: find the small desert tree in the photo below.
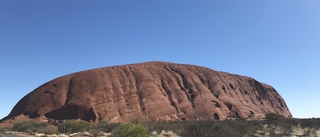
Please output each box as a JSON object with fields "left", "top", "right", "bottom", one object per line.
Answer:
{"left": 13, "top": 120, "right": 36, "bottom": 133}
{"left": 65, "top": 120, "right": 92, "bottom": 133}
{"left": 113, "top": 123, "right": 149, "bottom": 137}
{"left": 37, "top": 125, "right": 59, "bottom": 135}
{"left": 265, "top": 113, "right": 284, "bottom": 121}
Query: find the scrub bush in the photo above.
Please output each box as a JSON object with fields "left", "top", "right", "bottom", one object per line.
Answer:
{"left": 112, "top": 123, "right": 148, "bottom": 137}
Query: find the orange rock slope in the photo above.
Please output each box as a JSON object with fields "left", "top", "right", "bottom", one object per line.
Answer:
{"left": 1, "top": 62, "right": 291, "bottom": 124}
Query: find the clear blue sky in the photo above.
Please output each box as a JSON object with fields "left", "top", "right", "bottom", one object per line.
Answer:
{"left": 1, "top": 1, "right": 319, "bottom": 119}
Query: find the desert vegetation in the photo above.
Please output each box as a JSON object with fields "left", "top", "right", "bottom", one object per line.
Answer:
{"left": 12, "top": 119, "right": 59, "bottom": 135}
{"left": 112, "top": 123, "right": 148, "bottom": 137}
{"left": 1, "top": 114, "right": 320, "bottom": 137}
{"left": 64, "top": 120, "right": 92, "bottom": 133}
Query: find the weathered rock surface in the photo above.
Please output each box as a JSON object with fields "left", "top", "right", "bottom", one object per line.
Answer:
{"left": 0, "top": 62, "right": 291, "bottom": 125}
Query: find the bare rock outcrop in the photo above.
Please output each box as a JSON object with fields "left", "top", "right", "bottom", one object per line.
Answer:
{"left": 0, "top": 62, "right": 291, "bottom": 125}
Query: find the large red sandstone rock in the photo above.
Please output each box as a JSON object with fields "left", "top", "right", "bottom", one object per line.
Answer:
{"left": 0, "top": 62, "right": 291, "bottom": 125}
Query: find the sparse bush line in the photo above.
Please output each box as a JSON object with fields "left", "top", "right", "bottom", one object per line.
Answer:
{"left": 4, "top": 116, "right": 320, "bottom": 137}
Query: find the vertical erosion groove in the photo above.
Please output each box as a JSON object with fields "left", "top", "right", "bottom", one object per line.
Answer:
{"left": 130, "top": 67, "right": 147, "bottom": 119}
{"left": 65, "top": 77, "right": 74, "bottom": 106}
{"left": 160, "top": 78, "right": 180, "bottom": 118}
{"left": 167, "top": 65, "right": 197, "bottom": 119}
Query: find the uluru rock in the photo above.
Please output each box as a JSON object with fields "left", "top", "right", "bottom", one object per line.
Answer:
{"left": 0, "top": 62, "right": 291, "bottom": 125}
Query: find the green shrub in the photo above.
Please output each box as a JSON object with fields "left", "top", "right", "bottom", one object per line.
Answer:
{"left": 93, "top": 120, "right": 117, "bottom": 133}
{"left": 65, "top": 120, "right": 92, "bottom": 133}
{"left": 13, "top": 120, "right": 33, "bottom": 132}
{"left": 265, "top": 113, "right": 284, "bottom": 121}
{"left": 113, "top": 123, "right": 149, "bottom": 137}
{"left": 37, "top": 125, "right": 59, "bottom": 135}
{"left": 12, "top": 119, "right": 53, "bottom": 134}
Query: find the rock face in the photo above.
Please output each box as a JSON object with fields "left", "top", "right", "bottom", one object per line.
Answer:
{"left": 1, "top": 62, "right": 291, "bottom": 124}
